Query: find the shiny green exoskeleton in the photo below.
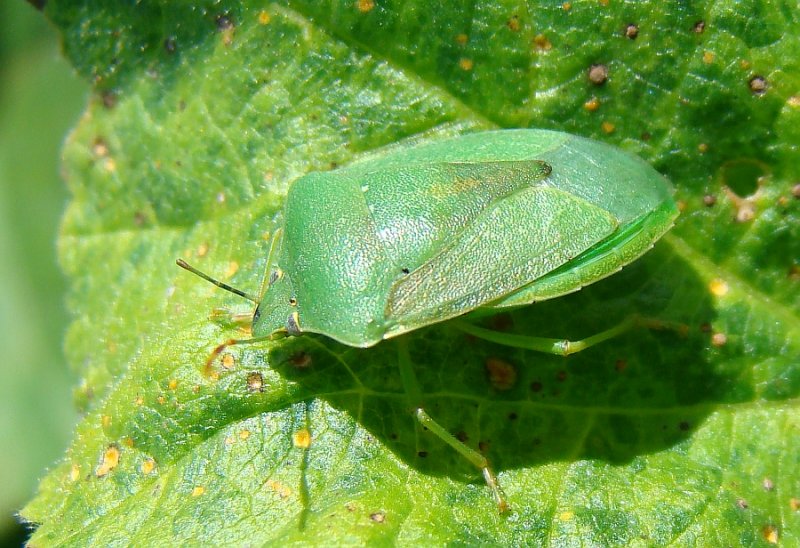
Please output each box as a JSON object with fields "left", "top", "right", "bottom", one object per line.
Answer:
{"left": 254, "top": 129, "right": 677, "bottom": 345}
{"left": 178, "top": 129, "right": 678, "bottom": 511}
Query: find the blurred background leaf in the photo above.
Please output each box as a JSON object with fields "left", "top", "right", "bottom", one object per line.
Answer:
{"left": 14, "top": 0, "right": 800, "bottom": 545}
{"left": 0, "top": 1, "right": 87, "bottom": 544}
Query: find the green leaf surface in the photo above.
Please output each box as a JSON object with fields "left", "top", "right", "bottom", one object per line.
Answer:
{"left": 23, "top": 1, "right": 799, "bottom": 545}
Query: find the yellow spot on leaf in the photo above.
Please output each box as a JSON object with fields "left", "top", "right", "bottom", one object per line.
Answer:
{"left": 788, "top": 95, "right": 800, "bottom": 108}
{"left": 225, "top": 261, "right": 239, "bottom": 278}
{"left": 763, "top": 525, "right": 779, "bottom": 544}
{"left": 101, "top": 415, "right": 112, "bottom": 429}
{"left": 584, "top": 97, "right": 600, "bottom": 111}
{"left": 703, "top": 51, "right": 715, "bottom": 64}
{"left": 698, "top": 143, "right": 709, "bottom": 153}
{"left": 562, "top": 2, "right": 572, "bottom": 10}
{"left": 191, "top": 486, "right": 205, "bottom": 497}
{"left": 293, "top": 428, "right": 312, "bottom": 449}
{"left": 711, "top": 332, "right": 727, "bottom": 347}
{"left": 69, "top": 464, "right": 80, "bottom": 482}
{"left": 141, "top": 458, "right": 156, "bottom": 475}
{"left": 459, "top": 58, "right": 474, "bottom": 71}
{"left": 135, "top": 395, "right": 144, "bottom": 406}
{"left": 168, "top": 379, "right": 178, "bottom": 390}
{"left": 789, "top": 497, "right": 800, "bottom": 511}
{"left": 92, "top": 140, "right": 109, "bottom": 157}
{"left": 222, "top": 353, "right": 236, "bottom": 370}
{"left": 455, "top": 33, "right": 468, "bottom": 46}
{"left": 601, "top": 121, "right": 615, "bottom": 134}
{"left": 96, "top": 445, "right": 120, "bottom": 477}
{"left": 123, "top": 437, "right": 135, "bottom": 448}
{"left": 709, "top": 278, "right": 729, "bottom": 297}
{"left": 196, "top": 243, "right": 209, "bottom": 257}
{"left": 103, "top": 158, "right": 116, "bottom": 173}
{"left": 559, "top": 511, "right": 574, "bottom": 521}
{"left": 357, "top": 0, "right": 375, "bottom": 13}
{"left": 533, "top": 34, "right": 552, "bottom": 51}
{"left": 239, "top": 429, "right": 251, "bottom": 441}
{"left": 265, "top": 479, "right": 292, "bottom": 499}
{"left": 257, "top": 11, "right": 271, "bottom": 25}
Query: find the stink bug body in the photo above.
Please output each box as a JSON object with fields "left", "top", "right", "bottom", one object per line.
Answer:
{"left": 178, "top": 128, "right": 678, "bottom": 510}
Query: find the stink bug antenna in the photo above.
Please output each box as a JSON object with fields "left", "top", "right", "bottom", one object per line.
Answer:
{"left": 176, "top": 259, "right": 259, "bottom": 303}
{"left": 256, "top": 227, "right": 284, "bottom": 301}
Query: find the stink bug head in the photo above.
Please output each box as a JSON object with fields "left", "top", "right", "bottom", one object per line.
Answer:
{"left": 252, "top": 268, "right": 297, "bottom": 338}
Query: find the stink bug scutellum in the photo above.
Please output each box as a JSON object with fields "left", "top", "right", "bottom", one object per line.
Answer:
{"left": 178, "top": 129, "right": 678, "bottom": 511}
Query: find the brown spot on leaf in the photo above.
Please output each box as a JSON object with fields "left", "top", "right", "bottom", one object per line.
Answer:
{"left": 624, "top": 23, "right": 639, "bottom": 39}
{"left": 370, "top": 511, "right": 386, "bottom": 523}
{"left": 486, "top": 357, "right": 517, "bottom": 390}
{"left": 533, "top": 34, "right": 552, "bottom": 51}
{"left": 290, "top": 351, "right": 312, "bottom": 369}
{"left": 246, "top": 372, "right": 264, "bottom": 393}
{"left": 749, "top": 75, "right": 768, "bottom": 95}
{"left": 588, "top": 64, "right": 609, "bottom": 85}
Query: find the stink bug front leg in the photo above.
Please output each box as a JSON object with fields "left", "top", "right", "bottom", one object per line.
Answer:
{"left": 209, "top": 308, "right": 253, "bottom": 327}
{"left": 200, "top": 334, "right": 276, "bottom": 376}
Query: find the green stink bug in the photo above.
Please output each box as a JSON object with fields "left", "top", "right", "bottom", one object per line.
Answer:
{"left": 178, "top": 128, "right": 678, "bottom": 510}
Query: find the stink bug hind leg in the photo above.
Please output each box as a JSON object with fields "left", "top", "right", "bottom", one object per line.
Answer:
{"left": 396, "top": 339, "right": 509, "bottom": 513}
{"left": 452, "top": 314, "right": 687, "bottom": 354}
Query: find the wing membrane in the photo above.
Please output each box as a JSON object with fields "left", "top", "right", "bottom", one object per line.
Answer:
{"left": 384, "top": 186, "right": 618, "bottom": 334}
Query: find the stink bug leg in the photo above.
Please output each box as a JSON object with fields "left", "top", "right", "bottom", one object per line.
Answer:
{"left": 209, "top": 308, "right": 255, "bottom": 327}
{"left": 396, "top": 338, "right": 509, "bottom": 513}
{"left": 176, "top": 258, "right": 284, "bottom": 374}
{"left": 200, "top": 334, "right": 277, "bottom": 376}
{"left": 452, "top": 315, "right": 688, "bottom": 355}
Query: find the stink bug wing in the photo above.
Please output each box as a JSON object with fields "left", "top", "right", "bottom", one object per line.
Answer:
{"left": 383, "top": 185, "right": 618, "bottom": 337}
{"left": 363, "top": 160, "right": 551, "bottom": 268}
{"left": 488, "top": 199, "right": 678, "bottom": 308}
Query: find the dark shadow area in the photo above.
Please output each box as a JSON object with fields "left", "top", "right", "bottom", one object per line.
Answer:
{"left": 268, "top": 243, "right": 727, "bottom": 482}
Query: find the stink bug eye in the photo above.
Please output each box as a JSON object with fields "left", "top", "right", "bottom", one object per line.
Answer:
{"left": 178, "top": 129, "right": 679, "bottom": 511}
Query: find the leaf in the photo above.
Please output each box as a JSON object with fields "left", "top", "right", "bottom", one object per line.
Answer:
{"left": 23, "top": 1, "right": 800, "bottom": 545}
